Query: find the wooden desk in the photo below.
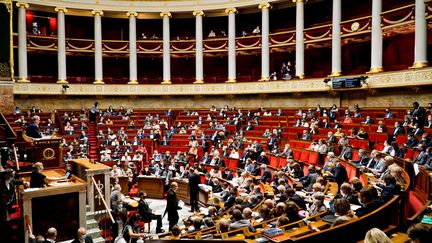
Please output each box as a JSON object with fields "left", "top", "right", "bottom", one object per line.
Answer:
{"left": 173, "top": 178, "right": 190, "bottom": 204}
{"left": 22, "top": 169, "right": 86, "bottom": 243}
{"left": 137, "top": 176, "right": 164, "bottom": 199}
{"left": 70, "top": 158, "right": 111, "bottom": 211}
{"left": 111, "top": 176, "right": 129, "bottom": 195}
{"left": 265, "top": 220, "right": 328, "bottom": 242}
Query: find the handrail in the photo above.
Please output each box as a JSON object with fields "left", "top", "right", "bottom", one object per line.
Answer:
{"left": 0, "top": 112, "right": 17, "bottom": 139}
{"left": 91, "top": 176, "right": 115, "bottom": 224}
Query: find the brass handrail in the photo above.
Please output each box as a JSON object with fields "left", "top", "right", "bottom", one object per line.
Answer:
{"left": 91, "top": 176, "right": 115, "bottom": 223}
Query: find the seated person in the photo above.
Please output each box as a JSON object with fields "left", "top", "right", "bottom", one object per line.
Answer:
{"left": 30, "top": 162, "right": 63, "bottom": 188}
{"left": 137, "top": 191, "right": 164, "bottom": 233}
{"left": 228, "top": 209, "right": 255, "bottom": 232}
{"left": 355, "top": 188, "right": 384, "bottom": 217}
{"left": 380, "top": 174, "right": 401, "bottom": 202}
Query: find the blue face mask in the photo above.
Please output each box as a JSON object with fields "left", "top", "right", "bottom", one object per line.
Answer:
{"left": 358, "top": 198, "right": 365, "bottom": 206}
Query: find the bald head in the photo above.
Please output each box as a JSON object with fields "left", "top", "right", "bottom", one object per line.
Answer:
{"left": 46, "top": 227, "right": 57, "bottom": 240}
{"left": 77, "top": 227, "right": 86, "bottom": 237}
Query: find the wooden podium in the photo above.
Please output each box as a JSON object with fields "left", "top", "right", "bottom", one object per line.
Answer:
{"left": 21, "top": 169, "right": 86, "bottom": 243}
{"left": 70, "top": 159, "right": 111, "bottom": 212}
{"left": 22, "top": 133, "right": 63, "bottom": 169}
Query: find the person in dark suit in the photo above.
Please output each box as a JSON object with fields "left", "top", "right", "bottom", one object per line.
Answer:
{"left": 89, "top": 102, "right": 98, "bottom": 123}
{"left": 257, "top": 152, "right": 269, "bottom": 165}
{"left": 164, "top": 182, "right": 182, "bottom": 231}
{"left": 412, "top": 144, "right": 429, "bottom": 165}
{"left": 351, "top": 149, "right": 369, "bottom": 167}
{"left": 380, "top": 174, "right": 401, "bottom": 202}
{"left": 355, "top": 189, "right": 383, "bottom": 217}
{"left": 188, "top": 169, "right": 200, "bottom": 213}
{"left": 71, "top": 227, "right": 94, "bottom": 243}
{"left": 333, "top": 159, "right": 348, "bottom": 188}
{"left": 411, "top": 102, "right": 426, "bottom": 127}
{"left": 260, "top": 164, "right": 272, "bottom": 183}
{"left": 339, "top": 142, "right": 353, "bottom": 160}
{"left": 333, "top": 183, "right": 359, "bottom": 205}
{"left": 26, "top": 115, "right": 42, "bottom": 139}
{"left": 251, "top": 161, "right": 261, "bottom": 176}
{"left": 138, "top": 191, "right": 164, "bottom": 233}
{"left": 223, "top": 188, "right": 237, "bottom": 209}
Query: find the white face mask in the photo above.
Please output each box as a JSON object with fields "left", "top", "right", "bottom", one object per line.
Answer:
{"left": 80, "top": 235, "right": 86, "bottom": 241}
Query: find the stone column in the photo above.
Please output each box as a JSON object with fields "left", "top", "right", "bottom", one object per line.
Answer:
{"left": 412, "top": 0, "right": 429, "bottom": 68}
{"left": 193, "top": 10, "right": 205, "bottom": 84}
{"left": 16, "top": 2, "right": 29, "bottom": 82}
{"left": 127, "top": 11, "right": 138, "bottom": 84}
{"left": 369, "top": 0, "right": 383, "bottom": 73}
{"left": 294, "top": 0, "right": 305, "bottom": 79}
{"left": 161, "top": 12, "right": 172, "bottom": 84}
{"left": 259, "top": 2, "right": 271, "bottom": 81}
{"left": 225, "top": 8, "right": 237, "bottom": 83}
{"left": 92, "top": 10, "right": 104, "bottom": 84}
{"left": 330, "top": 0, "right": 342, "bottom": 76}
{"left": 55, "top": 7, "right": 68, "bottom": 83}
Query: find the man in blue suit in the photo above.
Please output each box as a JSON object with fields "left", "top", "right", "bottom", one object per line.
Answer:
{"left": 26, "top": 115, "right": 42, "bottom": 139}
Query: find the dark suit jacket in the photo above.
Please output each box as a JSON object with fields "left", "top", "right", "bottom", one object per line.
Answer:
{"left": 334, "top": 163, "right": 348, "bottom": 186}
{"left": 189, "top": 172, "right": 200, "bottom": 193}
{"left": 71, "top": 235, "right": 94, "bottom": 243}
{"left": 257, "top": 156, "right": 269, "bottom": 165}
{"left": 26, "top": 123, "right": 42, "bottom": 138}
{"left": 251, "top": 166, "right": 261, "bottom": 176}
{"left": 138, "top": 198, "right": 153, "bottom": 221}
{"left": 381, "top": 184, "right": 401, "bottom": 202}
{"left": 164, "top": 189, "right": 181, "bottom": 223}
{"left": 355, "top": 199, "right": 384, "bottom": 217}
{"left": 413, "top": 152, "right": 429, "bottom": 165}
{"left": 339, "top": 147, "right": 353, "bottom": 160}
{"left": 260, "top": 169, "right": 272, "bottom": 182}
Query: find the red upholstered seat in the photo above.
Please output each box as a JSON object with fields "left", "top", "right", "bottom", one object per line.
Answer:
{"left": 308, "top": 152, "right": 318, "bottom": 165}
{"left": 300, "top": 150, "right": 310, "bottom": 163}
{"left": 270, "top": 156, "right": 279, "bottom": 168}
{"left": 408, "top": 191, "right": 424, "bottom": 216}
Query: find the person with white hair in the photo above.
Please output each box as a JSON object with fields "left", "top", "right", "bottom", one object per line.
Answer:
{"left": 26, "top": 115, "right": 42, "bottom": 138}
{"left": 110, "top": 184, "right": 122, "bottom": 209}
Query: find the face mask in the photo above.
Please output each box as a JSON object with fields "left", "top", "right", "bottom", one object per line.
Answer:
{"left": 358, "top": 198, "right": 365, "bottom": 206}
{"left": 134, "top": 222, "right": 139, "bottom": 227}
{"left": 80, "top": 235, "right": 86, "bottom": 240}
{"left": 118, "top": 204, "right": 123, "bottom": 209}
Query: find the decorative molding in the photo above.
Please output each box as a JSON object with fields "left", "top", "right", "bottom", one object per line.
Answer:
{"left": 225, "top": 8, "right": 238, "bottom": 15}
{"left": 15, "top": 2, "right": 29, "bottom": 9}
{"left": 258, "top": 2, "right": 271, "bottom": 10}
{"left": 160, "top": 11, "right": 172, "bottom": 18}
{"left": 126, "top": 11, "right": 138, "bottom": 17}
{"left": 54, "top": 7, "right": 67, "bottom": 13}
{"left": 91, "top": 10, "right": 104, "bottom": 16}
{"left": 193, "top": 10, "right": 204, "bottom": 17}
{"left": 12, "top": 68, "right": 432, "bottom": 96}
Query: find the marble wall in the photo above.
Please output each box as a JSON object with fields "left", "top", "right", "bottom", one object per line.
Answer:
{"left": 0, "top": 83, "right": 14, "bottom": 113}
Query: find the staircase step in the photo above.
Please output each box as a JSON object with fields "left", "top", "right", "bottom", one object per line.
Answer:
{"left": 86, "top": 219, "right": 99, "bottom": 229}
{"left": 92, "top": 237, "right": 106, "bottom": 243}
{"left": 86, "top": 228, "right": 102, "bottom": 239}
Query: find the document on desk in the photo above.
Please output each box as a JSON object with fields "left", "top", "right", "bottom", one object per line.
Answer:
{"left": 413, "top": 163, "right": 420, "bottom": 176}
{"left": 178, "top": 200, "right": 185, "bottom": 207}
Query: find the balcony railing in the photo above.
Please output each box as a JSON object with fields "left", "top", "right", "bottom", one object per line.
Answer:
{"left": 14, "top": 3, "right": 418, "bottom": 55}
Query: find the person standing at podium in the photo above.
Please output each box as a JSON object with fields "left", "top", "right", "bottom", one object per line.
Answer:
{"left": 188, "top": 168, "right": 200, "bottom": 213}
{"left": 26, "top": 115, "right": 42, "bottom": 139}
